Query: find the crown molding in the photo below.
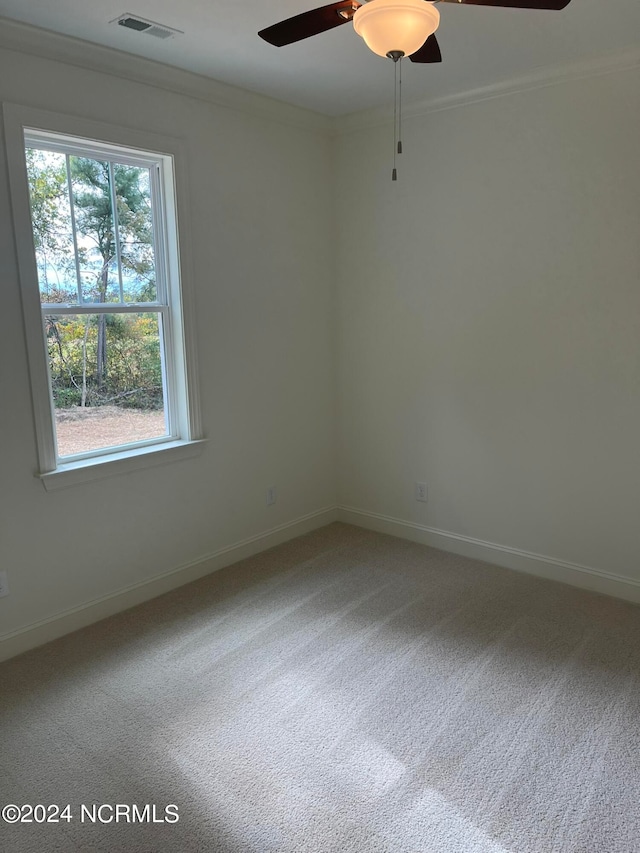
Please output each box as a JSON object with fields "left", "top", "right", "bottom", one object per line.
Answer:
{"left": 333, "top": 44, "right": 640, "bottom": 136}
{"left": 0, "top": 16, "right": 331, "bottom": 134}
{"left": 2, "top": 17, "right": 638, "bottom": 141}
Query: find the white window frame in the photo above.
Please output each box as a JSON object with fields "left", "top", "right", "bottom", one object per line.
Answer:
{"left": 4, "top": 104, "right": 204, "bottom": 490}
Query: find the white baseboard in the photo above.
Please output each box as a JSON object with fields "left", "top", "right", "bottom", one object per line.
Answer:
{"left": 338, "top": 506, "right": 640, "bottom": 605}
{"left": 5, "top": 505, "right": 637, "bottom": 663}
{"left": 0, "top": 506, "right": 339, "bottom": 663}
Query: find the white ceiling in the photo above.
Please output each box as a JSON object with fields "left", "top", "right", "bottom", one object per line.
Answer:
{"left": 1, "top": 0, "right": 639, "bottom": 116}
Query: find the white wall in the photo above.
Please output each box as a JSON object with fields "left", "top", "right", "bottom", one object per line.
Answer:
{"left": 0, "top": 29, "right": 337, "bottom": 651}
{"left": 2, "top": 23, "right": 639, "bottom": 659}
{"left": 335, "top": 67, "right": 640, "bottom": 586}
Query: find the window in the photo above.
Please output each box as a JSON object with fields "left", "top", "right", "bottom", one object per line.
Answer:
{"left": 5, "top": 106, "right": 202, "bottom": 489}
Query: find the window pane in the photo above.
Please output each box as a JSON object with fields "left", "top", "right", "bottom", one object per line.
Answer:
{"left": 117, "top": 165, "right": 157, "bottom": 302}
{"left": 25, "top": 148, "right": 78, "bottom": 304}
{"left": 69, "top": 156, "right": 121, "bottom": 303}
{"left": 45, "top": 312, "right": 168, "bottom": 458}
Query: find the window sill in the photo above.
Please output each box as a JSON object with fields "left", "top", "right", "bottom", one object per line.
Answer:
{"left": 39, "top": 438, "right": 207, "bottom": 492}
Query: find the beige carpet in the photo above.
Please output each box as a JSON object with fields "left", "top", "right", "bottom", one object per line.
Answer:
{"left": 2, "top": 522, "right": 640, "bottom": 852}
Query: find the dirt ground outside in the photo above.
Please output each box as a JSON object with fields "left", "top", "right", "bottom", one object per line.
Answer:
{"left": 55, "top": 406, "right": 166, "bottom": 457}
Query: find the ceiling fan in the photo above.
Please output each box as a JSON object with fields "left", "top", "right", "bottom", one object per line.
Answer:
{"left": 260, "top": 0, "right": 572, "bottom": 180}
{"left": 259, "top": 0, "right": 572, "bottom": 65}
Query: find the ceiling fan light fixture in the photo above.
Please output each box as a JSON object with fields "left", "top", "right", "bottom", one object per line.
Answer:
{"left": 353, "top": 0, "right": 440, "bottom": 59}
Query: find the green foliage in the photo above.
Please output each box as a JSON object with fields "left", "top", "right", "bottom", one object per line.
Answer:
{"left": 70, "top": 157, "right": 155, "bottom": 302}
{"left": 54, "top": 387, "right": 83, "bottom": 409}
{"left": 28, "top": 146, "right": 163, "bottom": 412}
{"left": 25, "top": 149, "right": 67, "bottom": 254}
{"left": 26, "top": 149, "right": 77, "bottom": 300}
{"left": 47, "top": 314, "right": 164, "bottom": 410}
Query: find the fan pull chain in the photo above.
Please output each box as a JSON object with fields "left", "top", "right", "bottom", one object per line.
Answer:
{"left": 392, "top": 56, "right": 398, "bottom": 181}
{"left": 390, "top": 52, "right": 403, "bottom": 181}
{"left": 398, "top": 56, "right": 403, "bottom": 156}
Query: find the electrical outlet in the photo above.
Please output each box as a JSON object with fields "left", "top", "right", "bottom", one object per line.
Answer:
{"left": 266, "top": 486, "right": 277, "bottom": 506}
{"left": 0, "top": 570, "right": 9, "bottom": 598}
{"left": 415, "top": 482, "right": 428, "bottom": 503}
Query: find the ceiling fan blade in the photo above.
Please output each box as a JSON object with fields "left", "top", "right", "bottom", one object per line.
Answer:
{"left": 439, "top": 0, "right": 570, "bottom": 8}
{"left": 259, "top": 1, "right": 358, "bottom": 47}
{"left": 409, "top": 34, "right": 442, "bottom": 64}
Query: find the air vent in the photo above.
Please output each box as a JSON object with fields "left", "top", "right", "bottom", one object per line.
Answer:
{"left": 111, "top": 14, "right": 183, "bottom": 40}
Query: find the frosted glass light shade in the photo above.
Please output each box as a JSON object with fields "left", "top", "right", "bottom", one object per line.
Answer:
{"left": 353, "top": 0, "right": 440, "bottom": 59}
